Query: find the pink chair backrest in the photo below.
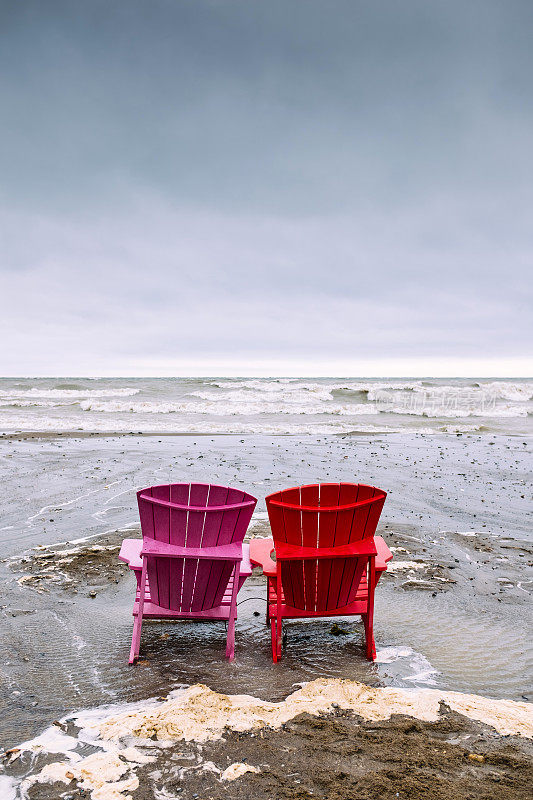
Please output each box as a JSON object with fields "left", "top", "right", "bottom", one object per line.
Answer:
{"left": 266, "top": 482, "right": 386, "bottom": 613}
{"left": 137, "top": 483, "right": 257, "bottom": 612}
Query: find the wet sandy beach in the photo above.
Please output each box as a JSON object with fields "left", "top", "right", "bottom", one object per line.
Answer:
{"left": 0, "top": 431, "right": 531, "bottom": 796}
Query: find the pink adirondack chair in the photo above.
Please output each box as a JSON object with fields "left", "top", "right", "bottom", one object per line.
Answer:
{"left": 119, "top": 482, "right": 257, "bottom": 663}
{"left": 249, "top": 482, "right": 392, "bottom": 662}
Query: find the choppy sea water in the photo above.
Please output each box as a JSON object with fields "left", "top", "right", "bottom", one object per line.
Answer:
{"left": 0, "top": 377, "right": 531, "bottom": 436}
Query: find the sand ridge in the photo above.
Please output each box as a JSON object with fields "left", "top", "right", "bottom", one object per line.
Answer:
{"left": 98, "top": 678, "right": 533, "bottom": 743}
{"left": 14, "top": 679, "right": 533, "bottom": 800}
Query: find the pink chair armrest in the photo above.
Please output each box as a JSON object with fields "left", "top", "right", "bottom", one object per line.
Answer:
{"left": 249, "top": 537, "right": 277, "bottom": 577}
{"left": 375, "top": 536, "right": 393, "bottom": 572}
{"left": 240, "top": 543, "right": 253, "bottom": 576}
{"left": 120, "top": 538, "right": 252, "bottom": 575}
{"left": 119, "top": 538, "right": 142, "bottom": 569}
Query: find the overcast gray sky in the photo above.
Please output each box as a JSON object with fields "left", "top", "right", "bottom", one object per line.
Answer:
{"left": 1, "top": 0, "right": 531, "bottom": 376}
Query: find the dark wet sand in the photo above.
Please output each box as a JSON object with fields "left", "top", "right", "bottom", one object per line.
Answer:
{"left": 21, "top": 709, "right": 533, "bottom": 800}
{"left": 0, "top": 431, "right": 230, "bottom": 441}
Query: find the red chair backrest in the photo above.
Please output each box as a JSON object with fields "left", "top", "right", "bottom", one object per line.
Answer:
{"left": 137, "top": 483, "right": 256, "bottom": 612}
{"left": 266, "top": 483, "right": 386, "bottom": 612}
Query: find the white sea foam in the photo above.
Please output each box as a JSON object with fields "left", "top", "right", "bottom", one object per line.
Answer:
{"left": 0, "top": 399, "right": 66, "bottom": 408}
{"left": 0, "top": 412, "right": 412, "bottom": 436}
{"left": 377, "top": 404, "right": 528, "bottom": 418}
{"left": 79, "top": 399, "right": 189, "bottom": 414}
{"left": 0, "top": 387, "right": 140, "bottom": 399}
{"left": 0, "top": 776, "right": 16, "bottom": 800}
{"left": 375, "top": 646, "right": 439, "bottom": 686}
{"left": 79, "top": 398, "right": 380, "bottom": 416}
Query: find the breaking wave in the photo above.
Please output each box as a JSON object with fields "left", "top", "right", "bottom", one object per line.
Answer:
{"left": 0, "top": 378, "right": 531, "bottom": 435}
{"left": 0, "top": 387, "right": 140, "bottom": 399}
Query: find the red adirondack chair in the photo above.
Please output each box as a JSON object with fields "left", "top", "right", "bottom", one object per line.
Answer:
{"left": 249, "top": 482, "right": 392, "bottom": 662}
{"left": 119, "top": 482, "right": 257, "bottom": 663}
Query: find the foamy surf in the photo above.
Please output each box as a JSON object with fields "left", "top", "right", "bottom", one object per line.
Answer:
{"left": 0, "top": 377, "right": 531, "bottom": 436}
{"left": 3, "top": 678, "right": 531, "bottom": 800}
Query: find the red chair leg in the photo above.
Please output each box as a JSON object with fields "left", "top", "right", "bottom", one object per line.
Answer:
{"left": 364, "top": 556, "right": 376, "bottom": 661}
{"left": 273, "top": 565, "right": 283, "bottom": 660}
{"left": 271, "top": 617, "right": 278, "bottom": 662}
{"left": 265, "top": 578, "right": 272, "bottom": 626}
{"left": 362, "top": 613, "right": 376, "bottom": 661}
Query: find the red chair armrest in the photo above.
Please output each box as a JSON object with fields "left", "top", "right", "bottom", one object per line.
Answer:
{"left": 375, "top": 536, "right": 393, "bottom": 572}
{"left": 249, "top": 537, "right": 277, "bottom": 577}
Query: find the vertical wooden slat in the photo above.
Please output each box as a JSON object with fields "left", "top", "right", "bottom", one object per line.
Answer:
{"left": 299, "top": 484, "right": 319, "bottom": 611}
{"left": 335, "top": 483, "right": 359, "bottom": 545}
{"left": 194, "top": 484, "right": 229, "bottom": 611}
{"left": 217, "top": 487, "right": 245, "bottom": 545}
{"left": 186, "top": 483, "right": 210, "bottom": 546}
{"left": 181, "top": 483, "right": 209, "bottom": 611}
{"left": 137, "top": 488, "right": 155, "bottom": 539}
{"left": 169, "top": 483, "right": 190, "bottom": 610}
{"left": 363, "top": 492, "right": 386, "bottom": 539}
{"left": 150, "top": 485, "right": 171, "bottom": 608}
{"left": 337, "top": 557, "right": 367, "bottom": 608}
{"left": 280, "top": 486, "right": 303, "bottom": 608}
{"left": 350, "top": 484, "right": 375, "bottom": 540}
{"left": 316, "top": 483, "right": 340, "bottom": 612}
{"left": 193, "top": 485, "right": 222, "bottom": 610}
{"left": 279, "top": 487, "right": 301, "bottom": 546}
{"left": 328, "top": 483, "right": 358, "bottom": 608}
{"left": 266, "top": 491, "right": 287, "bottom": 544}
{"left": 169, "top": 483, "right": 189, "bottom": 546}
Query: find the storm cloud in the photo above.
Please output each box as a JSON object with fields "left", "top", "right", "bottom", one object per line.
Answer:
{"left": 1, "top": 1, "right": 531, "bottom": 375}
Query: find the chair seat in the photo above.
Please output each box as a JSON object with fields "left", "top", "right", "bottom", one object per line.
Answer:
{"left": 133, "top": 585, "right": 237, "bottom": 619}
{"left": 121, "top": 540, "right": 252, "bottom": 620}
{"left": 267, "top": 570, "right": 369, "bottom": 619}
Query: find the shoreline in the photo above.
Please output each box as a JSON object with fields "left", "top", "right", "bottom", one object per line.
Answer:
{"left": 0, "top": 430, "right": 239, "bottom": 441}
{"left": 1, "top": 428, "right": 531, "bottom": 442}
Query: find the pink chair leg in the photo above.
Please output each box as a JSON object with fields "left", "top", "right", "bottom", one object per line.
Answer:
{"left": 225, "top": 561, "right": 240, "bottom": 661}
{"left": 129, "top": 558, "right": 147, "bottom": 665}
{"left": 129, "top": 615, "right": 143, "bottom": 665}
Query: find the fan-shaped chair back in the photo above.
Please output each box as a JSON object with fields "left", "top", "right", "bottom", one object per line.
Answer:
{"left": 137, "top": 482, "right": 256, "bottom": 612}
{"left": 266, "top": 482, "right": 386, "bottom": 612}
